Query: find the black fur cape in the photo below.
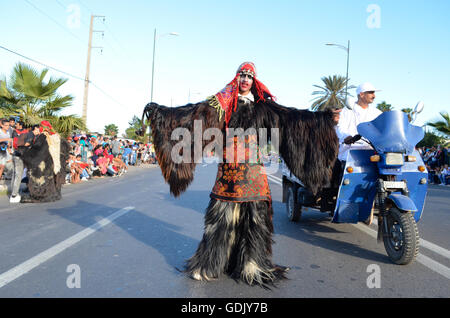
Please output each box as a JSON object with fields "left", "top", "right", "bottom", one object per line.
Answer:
{"left": 20, "top": 133, "right": 70, "bottom": 203}
{"left": 143, "top": 92, "right": 339, "bottom": 196}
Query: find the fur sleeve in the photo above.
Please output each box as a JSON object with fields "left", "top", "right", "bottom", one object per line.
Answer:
{"left": 143, "top": 101, "right": 222, "bottom": 197}
{"left": 256, "top": 100, "right": 339, "bottom": 194}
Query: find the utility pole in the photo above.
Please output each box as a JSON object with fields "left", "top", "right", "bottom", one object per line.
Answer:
{"left": 82, "top": 14, "right": 104, "bottom": 128}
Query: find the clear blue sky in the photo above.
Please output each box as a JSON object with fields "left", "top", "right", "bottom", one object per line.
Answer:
{"left": 1, "top": 0, "right": 449, "bottom": 134}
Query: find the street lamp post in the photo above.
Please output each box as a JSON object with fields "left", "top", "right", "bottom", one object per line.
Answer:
{"left": 150, "top": 28, "right": 179, "bottom": 103}
{"left": 326, "top": 40, "right": 350, "bottom": 107}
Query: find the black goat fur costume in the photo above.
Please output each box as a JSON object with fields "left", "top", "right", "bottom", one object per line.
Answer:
{"left": 141, "top": 89, "right": 338, "bottom": 288}
{"left": 19, "top": 133, "right": 70, "bottom": 203}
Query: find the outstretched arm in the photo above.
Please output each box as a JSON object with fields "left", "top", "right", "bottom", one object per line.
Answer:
{"left": 256, "top": 100, "right": 339, "bottom": 194}
{"left": 140, "top": 101, "right": 222, "bottom": 197}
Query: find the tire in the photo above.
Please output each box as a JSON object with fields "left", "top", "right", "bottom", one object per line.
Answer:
{"left": 382, "top": 206, "right": 419, "bottom": 265}
{"left": 286, "top": 185, "right": 302, "bottom": 222}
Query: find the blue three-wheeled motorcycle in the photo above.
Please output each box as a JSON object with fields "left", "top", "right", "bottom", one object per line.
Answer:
{"left": 282, "top": 103, "right": 427, "bottom": 265}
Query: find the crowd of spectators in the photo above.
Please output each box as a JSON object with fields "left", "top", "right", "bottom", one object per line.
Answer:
{"left": 65, "top": 134, "right": 157, "bottom": 184}
{"left": 0, "top": 116, "right": 157, "bottom": 189}
{"left": 419, "top": 145, "right": 450, "bottom": 186}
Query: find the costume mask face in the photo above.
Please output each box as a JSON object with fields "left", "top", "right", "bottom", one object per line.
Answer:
{"left": 239, "top": 73, "right": 254, "bottom": 95}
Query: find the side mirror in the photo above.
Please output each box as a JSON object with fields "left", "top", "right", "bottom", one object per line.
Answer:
{"left": 410, "top": 101, "right": 424, "bottom": 124}
{"left": 414, "top": 101, "right": 424, "bottom": 114}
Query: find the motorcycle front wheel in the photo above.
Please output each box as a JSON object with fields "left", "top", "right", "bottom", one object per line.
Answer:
{"left": 383, "top": 207, "right": 419, "bottom": 265}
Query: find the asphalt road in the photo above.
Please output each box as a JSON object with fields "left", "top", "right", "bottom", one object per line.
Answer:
{"left": 0, "top": 163, "right": 449, "bottom": 298}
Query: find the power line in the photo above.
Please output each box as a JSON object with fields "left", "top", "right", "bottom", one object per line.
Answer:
{"left": 90, "top": 82, "right": 126, "bottom": 107}
{"left": 77, "top": 0, "right": 94, "bottom": 13}
{"left": 23, "top": 0, "right": 86, "bottom": 45}
{"left": 0, "top": 44, "right": 126, "bottom": 108}
{"left": 54, "top": 0, "right": 90, "bottom": 29}
{"left": 0, "top": 44, "right": 85, "bottom": 82}
{"left": 16, "top": 1, "right": 128, "bottom": 109}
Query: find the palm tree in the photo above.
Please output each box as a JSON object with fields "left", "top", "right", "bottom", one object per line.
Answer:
{"left": 417, "top": 131, "right": 445, "bottom": 148}
{"left": 376, "top": 101, "right": 394, "bottom": 112}
{"left": 401, "top": 108, "right": 413, "bottom": 122}
{"left": 427, "top": 112, "right": 450, "bottom": 137}
{"left": 0, "top": 62, "right": 85, "bottom": 136}
{"left": 311, "top": 75, "right": 355, "bottom": 111}
{"left": 124, "top": 115, "right": 150, "bottom": 142}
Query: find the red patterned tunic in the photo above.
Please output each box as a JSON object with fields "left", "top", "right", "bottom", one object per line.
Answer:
{"left": 210, "top": 135, "right": 271, "bottom": 202}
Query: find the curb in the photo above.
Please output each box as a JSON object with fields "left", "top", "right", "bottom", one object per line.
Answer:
{"left": 1, "top": 164, "right": 159, "bottom": 199}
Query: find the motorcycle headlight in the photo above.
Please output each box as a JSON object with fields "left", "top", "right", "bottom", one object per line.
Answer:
{"left": 385, "top": 153, "right": 404, "bottom": 165}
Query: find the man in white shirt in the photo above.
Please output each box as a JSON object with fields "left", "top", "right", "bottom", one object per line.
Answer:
{"left": 335, "top": 82, "right": 382, "bottom": 161}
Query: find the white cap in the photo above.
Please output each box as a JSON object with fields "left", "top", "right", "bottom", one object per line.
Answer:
{"left": 356, "top": 82, "right": 380, "bottom": 95}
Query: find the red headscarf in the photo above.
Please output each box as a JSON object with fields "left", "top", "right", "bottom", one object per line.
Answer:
{"left": 39, "top": 120, "right": 56, "bottom": 135}
{"left": 207, "top": 62, "right": 275, "bottom": 126}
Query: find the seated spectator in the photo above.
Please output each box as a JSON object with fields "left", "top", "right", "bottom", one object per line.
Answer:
{"left": 67, "top": 153, "right": 83, "bottom": 184}
{"left": 96, "top": 153, "right": 108, "bottom": 176}
{"left": 107, "top": 163, "right": 118, "bottom": 177}
{"left": 75, "top": 154, "right": 91, "bottom": 180}
{"left": 103, "top": 144, "right": 114, "bottom": 163}
{"left": 91, "top": 146, "right": 103, "bottom": 167}
{"left": 112, "top": 154, "right": 128, "bottom": 176}
{"left": 96, "top": 153, "right": 116, "bottom": 177}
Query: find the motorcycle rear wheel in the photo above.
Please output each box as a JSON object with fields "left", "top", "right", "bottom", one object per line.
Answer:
{"left": 383, "top": 207, "right": 419, "bottom": 265}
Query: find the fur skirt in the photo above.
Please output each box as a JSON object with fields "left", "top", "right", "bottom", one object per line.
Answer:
{"left": 184, "top": 198, "right": 287, "bottom": 287}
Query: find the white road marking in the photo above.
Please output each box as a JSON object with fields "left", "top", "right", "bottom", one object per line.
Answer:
{"left": 267, "top": 174, "right": 282, "bottom": 182}
{"left": 419, "top": 240, "right": 450, "bottom": 260}
{"left": 0, "top": 206, "right": 134, "bottom": 289}
{"left": 416, "top": 254, "right": 450, "bottom": 280}
{"left": 267, "top": 177, "right": 450, "bottom": 280}
{"left": 371, "top": 218, "right": 450, "bottom": 260}
{"left": 267, "top": 175, "right": 282, "bottom": 185}
{"left": 353, "top": 222, "right": 450, "bottom": 280}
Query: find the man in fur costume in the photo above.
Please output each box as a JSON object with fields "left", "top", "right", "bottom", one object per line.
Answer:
{"left": 19, "top": 121, "right": 70, "bottom": 203}
{"left": 140, "top": 62, "right": 339, "bottom": 287}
